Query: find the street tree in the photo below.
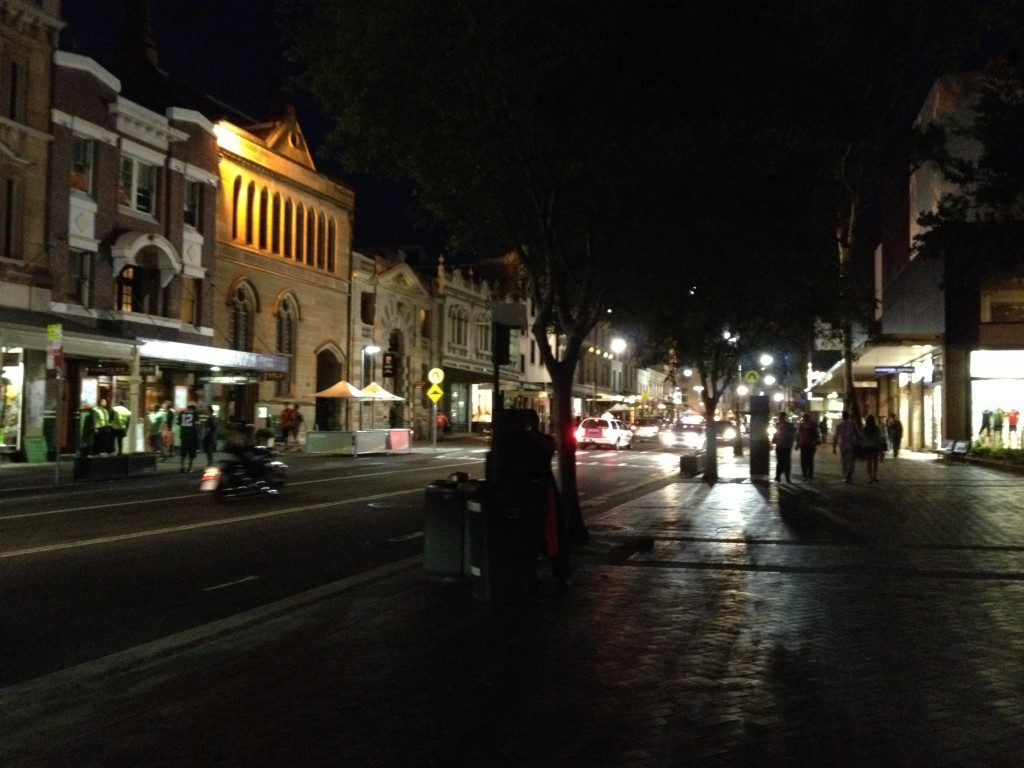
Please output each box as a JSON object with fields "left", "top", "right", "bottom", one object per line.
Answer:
{"left": 283, "top": 0, "right": 697, "bottom": 543}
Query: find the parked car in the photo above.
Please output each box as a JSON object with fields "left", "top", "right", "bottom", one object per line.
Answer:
{"left": 659, "top": 421, "right": 707, "bottom": 452}
{"left": 630, "top": 416, "right": 665, "bottom": 440}
{"left": 575, "top": 417, "right": 634, "bottom": 450}
{"left": 711, "top": 419, "right": 738, "bottom": 444}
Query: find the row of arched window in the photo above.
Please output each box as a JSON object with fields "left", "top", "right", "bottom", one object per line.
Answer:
{"left": 231, "top": 177, "right": 338, "bottom": 273}
{"left": 228, "top": 282, "right": 299, "bottom": 396}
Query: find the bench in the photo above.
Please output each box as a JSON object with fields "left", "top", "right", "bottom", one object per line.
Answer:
{"left": 938, "top": 440, "right": 970, "bottom": 462}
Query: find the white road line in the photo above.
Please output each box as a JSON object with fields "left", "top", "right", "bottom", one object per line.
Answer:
{"left": 0, "top": 488, "right": 417, "bottom": 560}
{"left": 202, "top": 575, "right": 259, "bottom": 592}
{"left": 389, "top": 531, "right": 424, "bottom": 542}
{"left": 0, "top": 460, "right": 480, "bottom": 522}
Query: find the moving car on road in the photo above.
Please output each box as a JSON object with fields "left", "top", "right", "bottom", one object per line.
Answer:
{"left": 575, "top": 417, "right": 633, "bottom": 450}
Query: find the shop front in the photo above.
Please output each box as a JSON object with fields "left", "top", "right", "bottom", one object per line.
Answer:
{"left": 0, "top": 309, "right": 288, "bottom": 463}
{"left": 970, "top": 350, "right": 1024, "bottom": 448}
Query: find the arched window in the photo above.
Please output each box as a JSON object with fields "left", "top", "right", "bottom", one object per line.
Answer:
{"left": 258, "top": 187, "right": 269, "bottom": 250}
{"left": 231, "top": 176, "right": 242, "bottom": 241}
{"left": 229, "top": 284, "right": 256, "bottom": 352}
{"left": 118, "top": 266, "right": 134, "bottom": 312}
{"left": 326, "top": 217, "right": 336, "bottom": 272}
{"left": 283, "top": 198, "right": 293, "bottom": 258}
{"left": 316, "top": 213, "right": 326, "bottom": 269}
{"left": 276, "top": 295, "right": 297, "bottom": 396}
{"left": 271, "top": 193, "right": 281, "bottom": 254}
{"left": 306, "top": 208, "right": 316, "bottom": 265}
{"left": 295, "top": 203, "right": 305, "bottom": 262}
{"left": 245, "top": 182, "right": 256, "bottom": 244}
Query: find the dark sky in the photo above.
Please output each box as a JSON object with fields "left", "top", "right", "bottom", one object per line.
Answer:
{"left": 59, "top": 0, "right": 443, "bottom": 254}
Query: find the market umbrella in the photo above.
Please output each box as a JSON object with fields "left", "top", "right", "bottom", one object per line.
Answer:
{"left": 313, "top": 380, "right": 365, "bottom": 398}
{"left": 359, "top": 382, "right": 404, "bottom": 429}
{"left": 359, "top": 382, "right": 405, "bottom": 401}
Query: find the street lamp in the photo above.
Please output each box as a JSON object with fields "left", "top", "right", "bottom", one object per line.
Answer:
{"left": 359, "top": 345, "right": 381, "bottom": 429}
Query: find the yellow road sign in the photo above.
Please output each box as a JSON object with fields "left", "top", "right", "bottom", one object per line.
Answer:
{"left": 744, "top": 370, "right": 760, "bottom": 384}
{"left": 428, "top": 367, "right": 444, "bottom": 384}
{"left": 427, "top": 384, "right": 444, "bottom": 402}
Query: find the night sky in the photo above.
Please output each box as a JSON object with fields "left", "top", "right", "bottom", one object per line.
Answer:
{"left": 59, "top": 0, "right": 442, "bottom": 253}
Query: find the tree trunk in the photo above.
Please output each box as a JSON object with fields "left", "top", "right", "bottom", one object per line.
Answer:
{"left": 551, "top": 366, "right": 588, "bottom": 545}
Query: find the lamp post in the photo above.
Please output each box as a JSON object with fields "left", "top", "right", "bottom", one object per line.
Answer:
{"left": 359, "top": 344, "right": 380, "bottom": 430}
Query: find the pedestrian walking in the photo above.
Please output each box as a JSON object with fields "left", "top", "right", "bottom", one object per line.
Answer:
{"left": 795, "top": 413, "right": 819, "bottom": 480}
{"left": 93, "top": 398, "right": 112, "bottom": 455}
{"left": 160, "top": 401, "right": 176, "bottom": 460}
{"left": 289, "top": 405, "right": 304, "bottom": 451}
{"left": 147, "top": 403, "right": 165, "bottom": 455}
{"left": 201, "top": 406, "right": 218, "bottom": 466}
{"left": 178, "top": 402, "right": 200, "bottom": 473}
{"left": 861, "top": 414, "right": 883, "bottom": 483}
{"left": 524, "top": 409, "right": 569, "bottom": 591}
{"left": 278, "top": 403, "right": 294, "bottom": 449}
{"left": 771, "top": 412, "right": 795, "bottom": 483}
{"left": 832, "top": 410, "right": 859, "bottom": 483}
{"left": 886, "top": 414, "right": 904, "bottom": 458}
{"left": 111, "top": 401, "right": 131, "bottom": 455}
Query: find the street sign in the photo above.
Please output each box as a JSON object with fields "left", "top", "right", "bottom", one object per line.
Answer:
{"left": 744, "top": 370, "right": 760, "bottom": 384}
{"left": 428, "top": 367, "right": 444, "bottom": 384}
{"left": 427, "top": 384, "right": 444, "bottom": 402}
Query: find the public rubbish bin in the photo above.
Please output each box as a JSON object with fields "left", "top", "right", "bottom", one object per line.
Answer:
{"left": 423, "top": 477, "right": 470, "bottom": 578}
{"left": 463, "top": 480, "right": 535, "bottom": 604}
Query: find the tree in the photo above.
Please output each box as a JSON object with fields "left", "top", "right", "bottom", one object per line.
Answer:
{"left": 283, "top": 0, "right": 698, "bottom": 544}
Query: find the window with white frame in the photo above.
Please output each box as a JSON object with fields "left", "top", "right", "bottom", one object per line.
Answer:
{"left": 71, "top": 137, "right": 94, "bottom": 193}
{"left": 119, "top": 156, "right": 157, "bottom": 214}
{"left": 448, "top": 306, "right": 469, "bottom": 348}
{"left": 69, "top": 250, "right": 92, "bottom": 306}
{"left": 184, "top": 179, "right": 203, "bottom": 228}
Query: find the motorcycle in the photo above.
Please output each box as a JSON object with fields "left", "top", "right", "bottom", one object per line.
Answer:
{"left": 199, "top": 445, "right": 288, "bottom": 500}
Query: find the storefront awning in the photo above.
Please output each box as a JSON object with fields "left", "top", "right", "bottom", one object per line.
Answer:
{"left": 136, "top": 337, "right": 288, "bottom": 374}
{"left": 137, "top": 338, "right": 289, "bottom": 373}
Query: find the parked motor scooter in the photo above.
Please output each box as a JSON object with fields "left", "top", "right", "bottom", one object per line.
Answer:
{"left": 199, "top": 445, "right": 288, "bottom": 501}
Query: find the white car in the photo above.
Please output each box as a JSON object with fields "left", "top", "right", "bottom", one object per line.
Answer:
{"left": 630, "top": 416, "right": 665, "bottom": 440}
{"left": 659, "top": 422, "right": 707, "bottom": 452}
{"left": 575, "top": 417, "right": 633, "bottom": 450}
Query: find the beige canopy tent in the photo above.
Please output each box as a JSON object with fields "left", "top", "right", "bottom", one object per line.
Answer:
{"left": 359, "top": 381, "right": 405, "bottom": 401}
{"left": 313, "top": 380, "right": 365, "bottom": 398}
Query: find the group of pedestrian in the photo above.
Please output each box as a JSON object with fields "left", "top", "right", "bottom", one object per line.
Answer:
{"left": 77, "top": 398, "right": 133, "bottom": 456}
{"left": 277, "top": 403, "right": 305, "bottom": 451}
{"left": 832, "top": 411, "right": 904, "bottom": 484}
{"left": 771, "top": 410, "right": 904, "bottom": 484}
{"left": 146, "top": 400, "right": 218, "bottom": 472}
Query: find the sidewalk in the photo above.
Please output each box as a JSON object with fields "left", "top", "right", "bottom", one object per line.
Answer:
{"left": 3, "top": 448, "right": 1023, "bottom": 767}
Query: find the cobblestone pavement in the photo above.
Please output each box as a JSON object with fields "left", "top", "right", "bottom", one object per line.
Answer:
{"left": 2, "top": 450, "right": 1022, "bottom": 767}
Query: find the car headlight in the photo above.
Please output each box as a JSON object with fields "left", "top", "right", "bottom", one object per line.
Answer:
{"left": 723, "top": 427, "right": 736, "bottom": 441}
{"left": 660, "top": 431, "right": 675, "bottom": 446}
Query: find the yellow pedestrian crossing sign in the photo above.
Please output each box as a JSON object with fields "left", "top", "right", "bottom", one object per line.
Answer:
{"left": 744, "top": 370, "right": 760, "bottom": 384}
{"left": 427, "top": 384, "right": 444, "bottom": 403}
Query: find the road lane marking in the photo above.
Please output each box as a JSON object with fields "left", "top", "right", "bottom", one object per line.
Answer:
{"left": 0, "top": 460, "right": 481, "bottom": 521}
{"left": 202, "top": 575, "right": 260, "bottom": 592}
{"left": 0, "top": 488, "right": 418, "bottom": 559}
{"left": 389, "top": 532, "right": 424, "bottom": 542}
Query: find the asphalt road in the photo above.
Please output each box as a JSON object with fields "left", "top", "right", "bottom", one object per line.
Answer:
{"left": 0, "top": 438, "right": 687, "bottom": 686}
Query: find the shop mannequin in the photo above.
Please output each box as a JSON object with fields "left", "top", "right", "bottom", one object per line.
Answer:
{"left": 1008, "top": 408, "right": 1020, "bottom": 448}
{"left": 993, "top": 408, "right": 1006, "bottom": 446}
{"left": 979, "top": 409, "right": 992, "bottom": 442}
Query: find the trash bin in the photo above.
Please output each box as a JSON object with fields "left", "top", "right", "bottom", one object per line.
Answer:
{"left": 423, "top": 478, "right": 469, "bottom": 579}
{"left": 463, "top": 480, "right": 535, "bottom": 604}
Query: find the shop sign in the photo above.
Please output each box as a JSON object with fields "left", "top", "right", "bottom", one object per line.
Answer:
{"left": 874, "top": 366, "right": 915, "bottom": 375}
{"left": 262, "top": 372, "right": 287, "bottom": 381}
{"left": 382, "top": 352, "right": 398, "bottom": 377}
